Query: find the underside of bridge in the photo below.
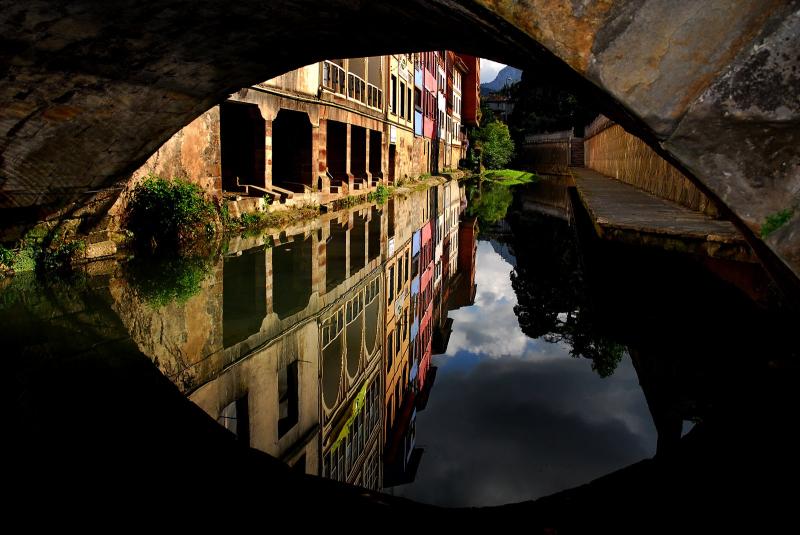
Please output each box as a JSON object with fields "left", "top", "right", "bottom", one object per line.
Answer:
{"left": 0, "top": 0, "right": 798, "bottom": 287}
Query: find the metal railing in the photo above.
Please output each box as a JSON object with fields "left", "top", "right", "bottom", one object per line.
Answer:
{"left": 322, "top": 61, "right": 346, "bottom": 95}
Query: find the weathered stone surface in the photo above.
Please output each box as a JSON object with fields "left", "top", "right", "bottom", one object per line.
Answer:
{"left": 0, "top": 0, "right": 798, "bottom": 284}
{"left": 83, "top": 239, "right": 116, "bottom": 260}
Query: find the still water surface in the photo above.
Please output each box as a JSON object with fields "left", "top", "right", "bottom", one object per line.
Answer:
{"left": 7, "top": 177, "right": 798, "bottom": 513}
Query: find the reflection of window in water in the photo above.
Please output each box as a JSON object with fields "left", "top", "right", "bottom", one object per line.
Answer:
{"left": 350, "top": 212, "right": 367, "bottom": 275}
{"left": 369, "top": 207, "right": 381, "bottom": 262}
{"left": 218, "top": 395, "right": 250, "bottom": 446}
{"left": 223, "top": 250, "right": 266, "bottom": 347}
{"left": 326, "top": 222, "right": 348, "bottom": 292}
{"left": 273, "top": 237, "right": 312, "bottom": 320}
{"left": 278, "top": 361, "right": 299, "bottom": 438}
{"left": 387, "top": 330, "right": 394, "bottom": 371}
{"left": 323, "top": 379, "right": 381, "bottom": 486}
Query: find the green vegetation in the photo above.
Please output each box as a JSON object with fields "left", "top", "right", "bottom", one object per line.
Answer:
{"left": 1, "top": 226, "right": 85, "bottom": 276}
{"left": 38, "top": 237, "right": 85, "bottom": 273}
{"left": 239, "top": 211, "right": 266, "bottom": 229}
{"left": 331, "top": 195, "right": 363, "bottom": 211}
{"left": 125, "top": 174, "right": 219, "bottom": 251}
{"left": 124, "top": 254, "right": 214, "bottom": 308}
{"left": 367, "top": 184, "right": 392, "bottom": 205}
{"left": 483, "top": 169, "right": 539, "bottom": 186}
{"left": 761, "top": 208, "right": 794, "bottom": 238}
{"left": 0, "top": 245, "right": 15, "bottom": 270}
{"left": 472, "top": 120, "right": 515, "bottom": 169}
{"left": 467, "top": 181, "right": 514, "bottom": 226}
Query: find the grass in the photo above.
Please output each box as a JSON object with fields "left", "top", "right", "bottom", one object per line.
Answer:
{"left": 482, "top": 169, "right": 540, "bottom": 186}
{"left": 761, "top": 208, "right": 794, "bottom": 238}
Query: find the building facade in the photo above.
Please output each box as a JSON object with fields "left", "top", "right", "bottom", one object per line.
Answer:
{"left": 118, "top": 53, "right": 479, "bottom": 220}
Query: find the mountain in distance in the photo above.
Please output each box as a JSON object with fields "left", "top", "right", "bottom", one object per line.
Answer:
{"left": 480, "top": 65, "right": 522, "bottom": 94}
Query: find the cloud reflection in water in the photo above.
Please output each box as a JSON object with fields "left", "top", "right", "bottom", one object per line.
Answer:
{"left": 395, "top": 241, "right": 656, "bottom": 507}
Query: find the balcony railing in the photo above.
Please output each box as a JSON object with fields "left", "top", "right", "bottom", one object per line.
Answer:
{"left": 347, "top": 72, "right": 366, "bottom": 103}
{"left": 367, "top": 83, "right": 382, "bottom": 110}
{"left": 322, "top": 61, "right": 346, "bottom": 95}
{"left": 323, "top": 61, "right": 382, "bottom": 111}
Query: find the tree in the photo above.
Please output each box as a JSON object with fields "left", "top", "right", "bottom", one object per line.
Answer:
{"left": 467, "top": 181, "right": 513, "bottom": 227}
{"left": 475, "top": 120, "right": 514, "bottom": 169}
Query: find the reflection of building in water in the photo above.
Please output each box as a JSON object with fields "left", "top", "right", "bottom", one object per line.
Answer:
{"left": 384, "top": 180, "right": 465, "bottom": 486}
{"left": 111, "top": 182, "right": 477, "bottom": 492}
{"left": 449, "top": 215, "right": 478, "bottom": 310}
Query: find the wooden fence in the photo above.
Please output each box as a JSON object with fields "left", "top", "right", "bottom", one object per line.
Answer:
{"left": 584, "top": 117, "right": 718, "bottom": 216}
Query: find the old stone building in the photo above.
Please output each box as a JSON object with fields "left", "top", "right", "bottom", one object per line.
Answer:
{"left": 113, "top": 53, "right": 480, "bottom": 218}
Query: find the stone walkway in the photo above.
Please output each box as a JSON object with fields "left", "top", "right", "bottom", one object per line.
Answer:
{"left": 571, "top": 168, "right": 753, "bottom": 261}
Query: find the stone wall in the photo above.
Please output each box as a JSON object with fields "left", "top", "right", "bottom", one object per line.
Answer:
{"left": 584, "top": 120, "right": 718, "bottom": 216}
{"left": 412, "top": 137, "right": 430, "bottom": 177}
{"left": 392, "top": 126, "right": 416, "bottom": 181}
{"left": 103, "top": 107, "right": 221, "bottom": 231}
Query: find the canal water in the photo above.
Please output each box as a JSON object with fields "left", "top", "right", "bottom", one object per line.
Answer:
{"left": 6, "top": 177, "right": 799, "bottom": 513}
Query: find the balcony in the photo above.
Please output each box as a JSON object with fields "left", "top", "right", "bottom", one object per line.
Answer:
{"left": 323, "top": 60, "right": 382, "bottom": 112}
{"left": 322, "top": 61, "right": 346, "bottom": 95}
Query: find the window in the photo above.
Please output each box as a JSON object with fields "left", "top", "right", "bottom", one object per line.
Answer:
{"left": 391, "top": 75, "right": 397, "bottom": 114}
{"left": 278, "top": 361, "right": 299, "bottom": 438}
{"left": 387, "top": 330, "right": 394, "bottom": 371}
{"left": 414, "top": 87, "right": 422, "bottom": 111}
{"left": 218, "top": 394, "right": 250, "bottom": 445}
{"left": 400, "top": 81, "right": 406, "bottom": 118}
{"left": 407, "top": 87, "right": 412, "bottom": 121}
{"left": 397, "top": 256, "right": 403, "bottom": 294}
{"left": 388, "top": 265, "right": 395, "bottom": 302}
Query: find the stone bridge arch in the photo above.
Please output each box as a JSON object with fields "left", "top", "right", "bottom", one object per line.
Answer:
{"left": 1, "top": 0, "right": 798, "bottom": 286}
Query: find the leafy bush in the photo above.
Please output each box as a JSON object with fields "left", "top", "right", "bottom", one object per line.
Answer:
{"left": 367, "top": 184, "right": 391, "bottom": 205}
{"left": 474, "top": 120, "right": 515, "bottom": 169}
{"left": 1, "top": 227, "right": 83, "bottom": 275}
{"left": 0, "top": 245, "right": 14, "bottom": 269}
{"left": 126, "top": 175, "right": 218, "bottom": 250}
{"left": 38, "top": 238, "right": 85, "bottom": 273}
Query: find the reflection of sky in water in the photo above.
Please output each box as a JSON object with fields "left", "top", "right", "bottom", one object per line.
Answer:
{"left": 395, "top": 241, "right": 657, "bottom": 507}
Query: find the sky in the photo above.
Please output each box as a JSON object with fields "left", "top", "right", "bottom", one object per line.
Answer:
{"left": 394, "top": 241, "right": 657, "bottom": 507}
{"left": 480, "top": 59, "right": 507, "bottom": 84}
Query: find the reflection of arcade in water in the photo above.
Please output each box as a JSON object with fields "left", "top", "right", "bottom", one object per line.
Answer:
{"left": 119, "top": 180, "right": 477, "bottom": 491}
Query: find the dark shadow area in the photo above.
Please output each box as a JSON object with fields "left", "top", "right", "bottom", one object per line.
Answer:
{"left": 369, "top": 130, "right": 383, "bottom": 179}
{"left": 350, "top": 125, "right": 367, "bottom": 180}
{"left": 221, "top": 102, "right": 266, "bottom": 192}
{"left": 272, "top": 109, "right": 313, "bottom": 191}
{"left": 326, "top": 120, "right": 348, "bottom": 185}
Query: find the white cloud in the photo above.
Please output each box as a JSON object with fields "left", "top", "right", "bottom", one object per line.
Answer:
{"left": 479, "top": 59, "right": 507, "bottom": 85}
{"left": 444, "top": 241, "right": 564, "bottom": 360}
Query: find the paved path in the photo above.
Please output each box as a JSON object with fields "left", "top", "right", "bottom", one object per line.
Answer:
{"left": 572, "top": 168, "right": 753, "bottom": 260}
